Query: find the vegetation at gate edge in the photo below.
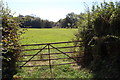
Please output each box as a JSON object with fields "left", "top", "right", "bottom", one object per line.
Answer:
{"left": 1, "top": 4, "right": 24, "bottom": 79}
{"left": 74, "top": 1, "right": 120, "bottom": 78}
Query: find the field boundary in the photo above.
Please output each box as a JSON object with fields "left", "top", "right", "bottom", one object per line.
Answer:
{"left": 18, "top": 40, "right": 83, "bottom": 75}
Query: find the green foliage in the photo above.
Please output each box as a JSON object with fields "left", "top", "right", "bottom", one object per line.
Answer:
{"left": 75, "top": 1, "right": 120, "bottom": 78}
{"left": 19, "top": 15, "right": 54, "bottom": 28}
{"left": 91, "top": 2, "right": 120, "bottom": 36}
{"left": 1, "top": 5, "right": 24, "bottom": 79}
{"left": 56, "top": 12, "right": 80, "bottom": 28}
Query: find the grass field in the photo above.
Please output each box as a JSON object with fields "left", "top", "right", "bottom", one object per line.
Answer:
{"left": 16, "top": 28, "right": 93, "bottom": 78}
{"left": 20, "top": 28, "right": 78, "bottom": 44}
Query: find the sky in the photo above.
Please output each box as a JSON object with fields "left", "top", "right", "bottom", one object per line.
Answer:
{"left": 3, "top": 0, "right": 119, "bottom": 22}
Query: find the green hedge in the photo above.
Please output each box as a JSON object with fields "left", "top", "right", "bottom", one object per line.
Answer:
{"left": 1, "top": 5, "right": 24, "bottom": 79}
{"left": 75, "top": 1, "right": 120, "bottom": 79}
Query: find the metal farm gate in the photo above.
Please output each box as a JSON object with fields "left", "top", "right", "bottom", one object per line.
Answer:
{"left": 18, "top": 41, "right": 83, "bottom": 77}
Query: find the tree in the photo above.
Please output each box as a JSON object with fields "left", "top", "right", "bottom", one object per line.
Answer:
{"left": 56, "top": 12, "right": 80, "bottom": 28}
{"left": 65, "top": 12, "right": 79, "bottom": 28}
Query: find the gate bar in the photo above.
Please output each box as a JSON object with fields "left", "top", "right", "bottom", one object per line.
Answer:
{"left": 49, "top": 44, "right": 77, "bottom": 62}
{"left": 21, "top": 40, "right": 82, "bottom": 46}
{"left": 20, "top": 45, "right": 47, "bottom": 68}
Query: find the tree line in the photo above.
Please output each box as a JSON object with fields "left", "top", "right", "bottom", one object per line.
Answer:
{"left": 18, "top": 12, "right": 83, "bottom": 28}
{"left": 18, "top": 15, "right": 54, "bottom": 28}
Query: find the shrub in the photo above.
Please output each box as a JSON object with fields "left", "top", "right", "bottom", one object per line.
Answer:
{"left": 1, "top": 5, "right": 24, "bottom": 79}
{"left": 75, "top": 1, "right": 120, "bottom": 78}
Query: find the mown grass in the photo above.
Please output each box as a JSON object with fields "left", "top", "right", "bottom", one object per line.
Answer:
{"left": 16, "top": 28, "right": 93, "bottom": 78}
{"left": 20, "top": 28, "right": 77, "bottom": 44}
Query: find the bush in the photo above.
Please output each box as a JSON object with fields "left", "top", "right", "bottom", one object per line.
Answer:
{"left": 75, "top": 1, "right": 120, "bottom": 79}
{"left": 1, "top": 5, "right": 24, "bottom": 79}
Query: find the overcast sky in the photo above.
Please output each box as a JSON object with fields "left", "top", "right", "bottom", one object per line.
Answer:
{"left": 3, "top": 0, "right": 119, "bottom": 22}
